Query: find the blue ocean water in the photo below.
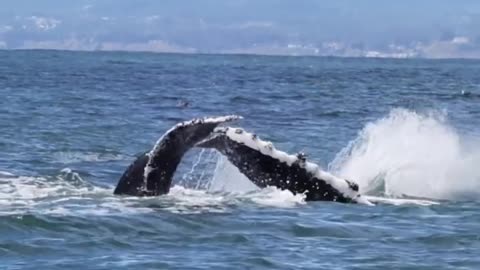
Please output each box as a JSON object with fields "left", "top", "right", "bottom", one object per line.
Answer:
{"left": 0, "top": 50, "right": 480, "bottom": 269}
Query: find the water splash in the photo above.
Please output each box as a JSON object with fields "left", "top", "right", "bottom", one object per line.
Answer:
{"left": 178, "top": 149, "right": 219, "bottom": 190}
{"left": 208, "top": 154, "right": 259, "bottom": 193}
{"left": 330, "top": 108, "right": 480, "bottom": 200}
{"left": 180, "top": 152, "right": 304, "bottom": 208}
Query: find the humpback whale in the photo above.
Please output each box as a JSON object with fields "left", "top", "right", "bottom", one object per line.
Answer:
{"left": 114, "top": 115, "right": 241, "bottom": 196}
{"left": 113, "top": 115, "right": 370, "bottom": 204}
{"left": 198, "top": 127, "right": 371, "bottom": 204}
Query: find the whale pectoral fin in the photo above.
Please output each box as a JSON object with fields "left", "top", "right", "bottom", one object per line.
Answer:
{"left": 197, "top": 126, "right": 367, "bottom": 204}
{"left": 114, "top": 115, "right": 242, "bottom": 197}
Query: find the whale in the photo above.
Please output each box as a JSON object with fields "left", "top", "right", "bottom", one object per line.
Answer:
{"left": 114, "top": 115, "right": 241, "bottom": 196}
{"left": 197, "top": 127, "right": 372, "bottom": 204}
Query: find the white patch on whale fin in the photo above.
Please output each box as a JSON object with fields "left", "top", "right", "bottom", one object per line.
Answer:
{"left": 148, "top": 115, "right": 243, "bottom": 158}
{"left": 214, "top": 126, "right": 372, "bottom": 205}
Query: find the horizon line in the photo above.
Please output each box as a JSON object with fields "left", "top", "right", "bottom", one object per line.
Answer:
{"left": 1, "top": 48, "right": 480, "bottom": 62}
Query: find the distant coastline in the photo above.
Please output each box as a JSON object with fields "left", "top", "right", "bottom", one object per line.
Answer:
{"left": 2, "top": 47, "right": 480, "bottom": 61}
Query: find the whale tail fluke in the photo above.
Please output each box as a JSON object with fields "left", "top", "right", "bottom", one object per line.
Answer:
{"left": 114, "top": 115, "right": 242, "bottom": 196}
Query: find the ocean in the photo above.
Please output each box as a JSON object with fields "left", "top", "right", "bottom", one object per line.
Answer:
{"left": 0, "top": 50, "right": 479, "bottom": 269}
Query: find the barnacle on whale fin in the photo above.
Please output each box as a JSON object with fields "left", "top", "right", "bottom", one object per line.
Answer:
{"left": 296, "top": 152, "right": 307, "bottom": 162}
{"left": 345, "top": 179, "right": 359, "bottom": 192}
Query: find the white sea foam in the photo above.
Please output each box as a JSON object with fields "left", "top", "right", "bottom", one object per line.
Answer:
{"left": 330, "top": 109, "right": 480, "bottom": 201}
{"left": 245, "top": 186, "right": 306, "bottom": 208}
{"left": 0, "top": 169, "right": 104, "bottom": 202}
{"left": 52, "top": 151, "right": 127, "bottom": 164}
{"left": 0, "top": 162, "right": 306, "bottom": 217}
{"left": 364, "top": 195, "right": 439, "bottom": 206}
{"left": 0, "top": 169, "right": 115, "bottom": 216}
{"left": 0, "top": 171, "right": 15, "bottom": 177}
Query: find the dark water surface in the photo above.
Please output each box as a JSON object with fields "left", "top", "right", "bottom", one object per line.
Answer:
{"left": 1, "top": 50, "right": 480, "bottom": 269}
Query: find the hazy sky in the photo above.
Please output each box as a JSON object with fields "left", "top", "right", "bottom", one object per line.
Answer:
{"left": 2, "top": 0, "right": 480, "bottom": 58}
